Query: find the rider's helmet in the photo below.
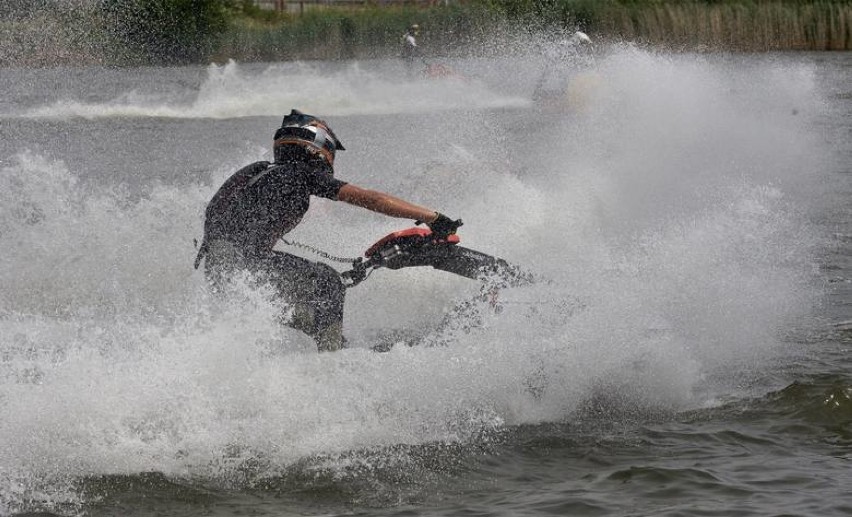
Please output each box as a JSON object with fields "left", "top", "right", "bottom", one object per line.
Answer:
{"left": 273, "top": 109, "right": 345, "bottom": 166}
{"left": 409, "top": 24, "right": 420, "bottom": 35}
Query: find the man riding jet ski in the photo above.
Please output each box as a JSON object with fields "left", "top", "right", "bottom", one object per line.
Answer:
{"left": 194, "top": 109, "right": 465, "bottom": 352}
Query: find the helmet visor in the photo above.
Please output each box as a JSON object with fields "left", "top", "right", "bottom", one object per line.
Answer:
{"left": 274, "top": 123, "right": 339, "bottom": 163}
{"left": 303, "top": 124, "right": 337, "bottom": 154}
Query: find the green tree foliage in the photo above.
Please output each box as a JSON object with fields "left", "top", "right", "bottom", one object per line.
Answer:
{"left": 0, "top": 0, "right": 45, "bottom": 19}
{"left": 101, "top": 0, "right": 232, "bottom": 64}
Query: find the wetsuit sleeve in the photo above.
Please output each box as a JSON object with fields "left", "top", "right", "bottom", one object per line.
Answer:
{"left": 307, "top": 168, "right": 347, "bottom": 200}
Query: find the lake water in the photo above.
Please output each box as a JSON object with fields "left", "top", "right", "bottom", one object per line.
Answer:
{"left": 0, "top": 48, "right": 850, "bottom": 516}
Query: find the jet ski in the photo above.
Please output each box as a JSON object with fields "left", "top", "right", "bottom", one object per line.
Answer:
{"left": 338, "top": 227, "right": 586, "bottom": 351}
{"left": 339, "top": 227, "right": 536, "bottom": 350}
{"left": 341, "top": 227, "right": 534, "bottom": 289}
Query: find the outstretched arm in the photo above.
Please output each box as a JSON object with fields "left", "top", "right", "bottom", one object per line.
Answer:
{"left": 337, "top": 184, "right": 438, "bottom": 223}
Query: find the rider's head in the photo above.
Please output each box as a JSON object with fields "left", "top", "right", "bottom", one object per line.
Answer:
{"left": 568, "top": 31, "right": 592, "bottom": 46}
{"left": 409, "top": 24, "right": 420, "bottom": 35}
{"left": 273, "top": 109, "right": 345, "bottom": 167}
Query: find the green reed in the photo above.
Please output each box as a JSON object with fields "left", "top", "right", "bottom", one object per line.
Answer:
{"left": 211, "top": 0, "right": 850, "bottom": 63}
{"left": 589, "top": 1, "right": 852, "bottom": 51}
{"left": 211, "top": 3, "right": 504, "bottom": 62}
{"left": 1, "top": 1, "right": 849, "bottom": 66}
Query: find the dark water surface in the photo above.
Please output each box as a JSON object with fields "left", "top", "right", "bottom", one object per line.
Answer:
{"left": 1, "top": 51, "right": 850, "bottom": 516}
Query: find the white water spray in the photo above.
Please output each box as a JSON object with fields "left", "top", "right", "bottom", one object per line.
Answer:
{"left": 0, "top": 47, "right": 833, "bottom": 513}
{"left": 10, "top": 60, "right": 530, "bottom": 120}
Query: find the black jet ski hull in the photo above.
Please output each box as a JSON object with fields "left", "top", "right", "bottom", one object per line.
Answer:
{"left": 342, "top": 227, "right": 535, "bottom": 288}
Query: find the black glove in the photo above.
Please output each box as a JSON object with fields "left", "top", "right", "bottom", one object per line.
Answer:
{"left": 426, "top": 213, "right": 463, "bottom": 239}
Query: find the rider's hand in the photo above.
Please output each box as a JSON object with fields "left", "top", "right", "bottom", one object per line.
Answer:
{"left": 427, "top": 213, "right": 463, "bottom": 239}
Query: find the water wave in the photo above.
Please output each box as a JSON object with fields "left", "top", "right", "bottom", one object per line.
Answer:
{"left": 10, "top": 60, "right": 530, "bottom": 121}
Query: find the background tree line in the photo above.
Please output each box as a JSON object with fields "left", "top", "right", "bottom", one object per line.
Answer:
{"left": 100, "top": 0, "right": 233, "bottom": 64}
{"left": 0, "top": 0, "right": 849, "bottom": 66}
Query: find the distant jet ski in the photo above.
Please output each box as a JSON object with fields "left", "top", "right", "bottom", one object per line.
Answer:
{"left": 533, "top": 30, "right": 601, "bottom": 112}
{"left": 533, "top": 70, "right": 603, "bottom": 112}
{"left": 423, "top": 62, "right": 466, "bottom": 80}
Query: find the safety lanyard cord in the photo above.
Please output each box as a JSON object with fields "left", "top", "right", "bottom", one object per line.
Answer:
{"left": 280, "top": 239, "right": 360, "bottom": 264}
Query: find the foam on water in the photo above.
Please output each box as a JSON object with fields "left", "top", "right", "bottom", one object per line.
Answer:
{"left": 0, "top": 47, "right": 833, "bottom": 513}
{"left": 13, "top": 59, "right": 530, "bottom": 120}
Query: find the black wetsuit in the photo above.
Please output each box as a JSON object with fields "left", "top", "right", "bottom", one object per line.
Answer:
{"left": 196, "top": 155, "right": 348, "bottom": 350}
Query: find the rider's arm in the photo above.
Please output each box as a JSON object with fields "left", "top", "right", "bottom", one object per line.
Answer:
{"left": 336, "top": 183, "right": 438, "bottom": 223}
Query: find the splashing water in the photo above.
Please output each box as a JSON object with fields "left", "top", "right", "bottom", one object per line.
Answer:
{"left": 10, "top": 60, "right": 530, "bottom": 120}
{"left": 0, "top": 46, "right": 834, "bottom": 514}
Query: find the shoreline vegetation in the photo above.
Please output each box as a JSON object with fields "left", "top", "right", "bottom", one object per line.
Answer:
{"left": 0, "top": 0, "right": 849, "bottom": 67}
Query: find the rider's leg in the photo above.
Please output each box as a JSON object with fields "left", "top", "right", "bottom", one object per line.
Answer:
{"left": 261, "top": 252, "right": 346, "bottom": 352}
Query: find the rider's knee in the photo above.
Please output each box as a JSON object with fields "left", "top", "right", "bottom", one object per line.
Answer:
{"left": 313, "top": 262, "right": 345, "bottom": 296}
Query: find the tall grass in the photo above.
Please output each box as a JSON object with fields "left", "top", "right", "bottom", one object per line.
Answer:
{"left": 0, "top": 1, "right": 849, "bottom": 66}
{"left": 211, "top": 3, "right": 505, "bottom": 62}
{"left": 591, "top": 1, "right": 852, "bottom": 51}
{"left": 211, "top": 0, "right": 851, "bottom": 63}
